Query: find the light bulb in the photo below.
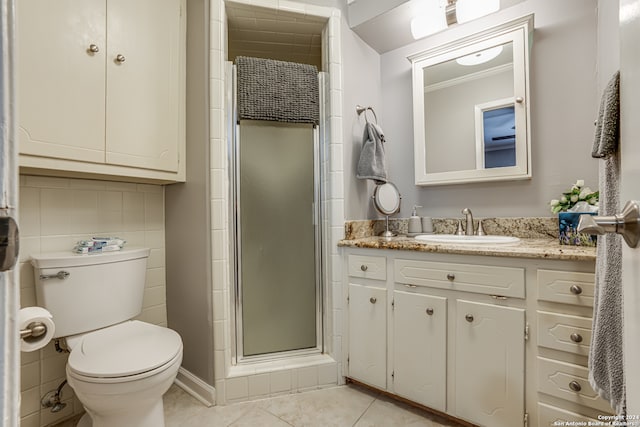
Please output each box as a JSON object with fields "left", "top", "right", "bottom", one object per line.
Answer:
{"left": 410, "top": 0, "right": 447, "bottom": 40}
{"left": 455, "top": 0, "right": 500, "bottom": 24}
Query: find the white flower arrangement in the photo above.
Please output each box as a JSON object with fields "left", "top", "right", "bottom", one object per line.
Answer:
{"left": 549, "top": 179, "right": 599, "bottom": 214}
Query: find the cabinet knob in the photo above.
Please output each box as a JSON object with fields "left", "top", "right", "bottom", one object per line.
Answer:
{"left": 360, "top": 264, "right": 368, "bottom": 272}
{"left": 569, "top": 380, "right": 582, "bottom": 392}
{"left": 570, "top": 333, "right": 583, "bottom": 343}
{"left": 515, "top": 96, "right": 525, "bottom": 103}
{"left": 446, "top": 273, "right": 455, "bottom": 281}
{"left": 115, "top": 54, "right": 126, "bottom": 64}
{"left": 426, "top": 308, "right": 434, "bottom": 316}
{"left": 369, "top": 297, "right": 377, "bottom": 304}
{"left": 465, "top": 314, "right": 474, "bottom": 323}
{"left": 88, "top": 44, "right": 99, "bottom": 53}
{"left": 570, "top": 285, "right": 583, "bottom": 295}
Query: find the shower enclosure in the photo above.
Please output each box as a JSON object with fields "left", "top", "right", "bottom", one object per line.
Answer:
{"left": 227, "top": 63, "right": 324, "bottom": 361}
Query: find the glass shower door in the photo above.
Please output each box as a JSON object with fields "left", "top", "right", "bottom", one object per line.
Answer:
{"left": 237, "top": 120, "right": 318, "bottom": 357}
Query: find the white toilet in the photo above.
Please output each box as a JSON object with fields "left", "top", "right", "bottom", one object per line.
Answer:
{"left": 31, "top": 248, "right": 183, "bottom": 427}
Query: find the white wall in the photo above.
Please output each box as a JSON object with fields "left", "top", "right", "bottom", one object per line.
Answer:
{"left": 345, "top": 0, "right": 601, "bottom": 219}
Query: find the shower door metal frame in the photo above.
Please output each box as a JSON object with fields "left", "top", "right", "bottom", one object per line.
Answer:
{"left": 227, "top": 63, "right": 325, "bottom": 364}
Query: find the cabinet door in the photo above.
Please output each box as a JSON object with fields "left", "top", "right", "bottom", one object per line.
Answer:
{"left": 393, "top": 291, "right": 447, "bottom": 411}
{"left": 17, "top": 0, "right": 106, "bottom": 163}
{"left": 348, "top": 283, "right": 387, "bottom": 389}
{"left": 106, "top": 0, "right": 182, "bottom": 172}
{"left": 455, "top": 300, "right": 525, "bottom": 427}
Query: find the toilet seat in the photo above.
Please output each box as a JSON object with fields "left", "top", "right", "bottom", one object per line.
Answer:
{"left": 67, "top": 320, "right": 182, "bottom": 381}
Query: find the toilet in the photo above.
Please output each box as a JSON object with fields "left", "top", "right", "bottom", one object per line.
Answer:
{"left": 31, "top": 248, "right": 183, "bottom": 427}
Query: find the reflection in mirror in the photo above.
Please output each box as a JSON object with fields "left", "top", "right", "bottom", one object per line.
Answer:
{"left": 482, "top": 104, "right": 515, "bottom": 168}
{"left": 423, "top": 42, "right": 513, "bottom": 174}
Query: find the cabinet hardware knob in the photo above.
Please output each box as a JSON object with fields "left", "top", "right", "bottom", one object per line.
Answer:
{"left": 360, "top": 264, "right": 368, "bottom": 271}
{"left": 515, "top": 96, "right": 524, "bottom": 103}
{"left": 569, "top": 380, "right": 582, "bottom": 392}
{"left": 369, "top": 297, "right": 377, "bottom": 304}
{"left": 405, "top": 284, "right": 417, "bottom": 289}
{"left": 115, "top": 54, "right": 126, "bottom": 63}
{"left": 570, "top": 333, "right": 583, "bottom": 343}
{"left": 426, "top": 308, "right": 434, "bottom": 316}
{"left": 88, "top": 44, "right": 99, "bottom": 53}
{"left": 465, "top": 314, "right": 474, "bottom": 322}
{"left": 446, "top": 273, "right": 455, "bottom": 281}
{"left": 570, "top": 285, "right": 583, "bottom": 295}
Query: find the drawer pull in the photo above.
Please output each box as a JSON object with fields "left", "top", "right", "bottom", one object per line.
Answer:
{"left": 570, "top": 284, "right": 583, "bottom": 295}
{"left": 369, "top": 297, "right": 377, "bottom": 304}
{"left": 465, "top": 314, "right": 474, "bottom": 323}
{"left": 570, "top": 333, "right": 583, "bottom": 343}
{"left": 360, "top": 265, "right": 368, "bottom": 272}
{"left": 405, "top": 284, "right": 418, "bottom": 289}
{"left": 446, "top": 273, "right": 455, "bottom": 281}
{"left": 490, "top": 295, "right": 508, "bottom": 300}
{"left": 569, "top": 380, "right": 582, "bottom": 392}
{"left": 426, "top": 308, "right": 434, "bottom": 316}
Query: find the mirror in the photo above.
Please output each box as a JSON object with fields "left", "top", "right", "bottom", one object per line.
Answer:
{"left": 409, "top": 14, "right": 533, "bottom": 186}
{"left": 373, "top": 182, "right": 401, "bottom": 237}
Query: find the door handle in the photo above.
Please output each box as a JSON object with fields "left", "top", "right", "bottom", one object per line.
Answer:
{"left": 577, "top": 200, "right": 640, "bottom": 248}
{"left": 0, "top": 216, "right": 19, "bottom": 272}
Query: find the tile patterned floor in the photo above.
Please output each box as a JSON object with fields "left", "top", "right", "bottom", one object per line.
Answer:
{"left": 163, "top": 384, "right": 464, "bottom": 427}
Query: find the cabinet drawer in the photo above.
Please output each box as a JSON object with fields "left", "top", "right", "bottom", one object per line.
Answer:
{"left": 537, "top": 311, "right": 592, "bottom": 356}
{"left": 538, "top": 270, "right": 595, "bottom": 307}
{"left": 348, "top": 255, "right": 386, "bottom": 281}
{"left": 394, "top": 259, "right": 525, "bottom": 298}
{"left": 537, "top": 357, "right": 612, "bottom": 414}
{"left": 537, "top": 402, "right": 598, "bottom": 426}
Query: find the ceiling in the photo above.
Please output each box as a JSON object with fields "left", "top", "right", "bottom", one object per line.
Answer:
{"left": 226, "top": 2, "right": 326, "bottom": 69}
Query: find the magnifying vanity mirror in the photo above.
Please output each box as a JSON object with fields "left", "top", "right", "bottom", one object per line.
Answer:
{"left": 373, "top": 182, "right": 401, "bottom": 237}
{"left": 409, "top": 14, "right": 533, "bottom": 186}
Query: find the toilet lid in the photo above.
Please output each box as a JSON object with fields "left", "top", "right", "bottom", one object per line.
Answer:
{"left": 68, "top": 320, "right": 182, "bottom": 379}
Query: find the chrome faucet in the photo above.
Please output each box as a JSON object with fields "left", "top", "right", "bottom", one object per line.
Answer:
{"left": 462, "top": 208, "right": 474, "bottom": 236}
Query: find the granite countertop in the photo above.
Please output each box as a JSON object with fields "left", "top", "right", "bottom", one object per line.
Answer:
{"left": 338, "top": 235, "right": 597, "bottom": 262}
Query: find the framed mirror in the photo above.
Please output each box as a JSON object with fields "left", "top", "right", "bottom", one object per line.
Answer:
{"left": 409, "top": 14, "right": 533, "bottom": 186}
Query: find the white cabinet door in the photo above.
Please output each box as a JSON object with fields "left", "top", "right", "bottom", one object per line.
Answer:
{"left": 17, "top": 0, "right": 106, "bottom": 163}
{"left": 393, "top": 290, "right": 447, "bottom": 411}
{"left": 455, "top": 299, "right": 525, "bottom": 427}
{"left": 105, "top": 0, "right": 182, "bottom": 172}
{"left": 348, "top": 283, "right": 387, "bottom": 389}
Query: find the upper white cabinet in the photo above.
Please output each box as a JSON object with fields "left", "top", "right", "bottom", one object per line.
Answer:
{"left": 17, "top": 0, "right": 186, "bottom": 183}
{"left": 409, "top": 14, "right": 533, "bottom": 186}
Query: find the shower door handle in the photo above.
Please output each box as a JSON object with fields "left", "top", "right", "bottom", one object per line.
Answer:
{"left": 577, "top": 200, "right": 640, "bottom": 248}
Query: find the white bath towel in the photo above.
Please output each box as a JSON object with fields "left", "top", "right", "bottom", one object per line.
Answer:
{"left": 589, "top": 71, "right": 626, "bottom": 416}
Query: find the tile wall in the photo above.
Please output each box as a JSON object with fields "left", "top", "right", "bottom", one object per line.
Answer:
{"left": 18, "top": 175, "right": 167, "bottom": 427}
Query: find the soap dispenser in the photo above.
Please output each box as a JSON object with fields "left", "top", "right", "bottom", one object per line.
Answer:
{"left": 408, "top": 205, "right": 422, "bottom": 234}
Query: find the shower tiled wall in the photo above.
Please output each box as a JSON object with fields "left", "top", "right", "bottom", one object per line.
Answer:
{"left": 18, "top": 175, "right": 167, "bottom": 427}
{"left": 210, "top": 0, "right": 344, "bottom": 404}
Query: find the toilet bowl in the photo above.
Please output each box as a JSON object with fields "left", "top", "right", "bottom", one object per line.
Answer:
{"left": 30, "top": 248, "right": 183, "bottom": 427}
{"left": 66, "top": 320, "right": 183, "bottom": 427}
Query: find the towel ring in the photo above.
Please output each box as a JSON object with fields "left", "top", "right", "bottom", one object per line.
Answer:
{"left": 356, "top": 105, "right": 378, "bottom": 124}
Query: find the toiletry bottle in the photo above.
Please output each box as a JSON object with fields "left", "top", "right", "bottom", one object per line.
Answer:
{"left": 408, "top": 205, "right": 422, "bottom": 234}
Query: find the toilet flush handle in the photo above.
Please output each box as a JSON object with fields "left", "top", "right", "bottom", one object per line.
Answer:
{"left": 39, "top": 271, "right": 70, "bottom": 281}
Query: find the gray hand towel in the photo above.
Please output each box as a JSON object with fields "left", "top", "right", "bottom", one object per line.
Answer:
{"left": 592, "top": 71, "right": 620, "bottom": 158}
{"left": 356, "top": 122, "right": 388, "bottom": 184}
{"left": 589, "top": 70, "right": 626, "bottom": 416}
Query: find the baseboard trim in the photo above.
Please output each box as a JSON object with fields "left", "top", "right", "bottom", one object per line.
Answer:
{"left": 174, "top": 367, "right": 216, "bottom": 407}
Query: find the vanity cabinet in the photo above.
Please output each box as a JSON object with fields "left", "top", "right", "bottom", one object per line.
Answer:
{"left": 347, "top": 255, "right": 387, "bottom": 390}
{"left": 454, "top": 300, "right": 525, "bottom": 427}
{"left": 392, "top": 290, "right": 447, "bottom": 412}
{"left": 342, "top": 246, "right": 610, "bottom": 427}
{"left": 17, "top": 0, "right": 186, "bottom": 183}
{"left": 536, "top": 269, "right": 613, "bottom": 424}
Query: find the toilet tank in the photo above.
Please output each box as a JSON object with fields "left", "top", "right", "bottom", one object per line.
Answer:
{"left": 30, "top": 248, "right": 150, "bottom": 338}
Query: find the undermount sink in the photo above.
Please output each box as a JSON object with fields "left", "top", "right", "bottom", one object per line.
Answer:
{"left": 414, "top": 234, "right": 521, "bottom": 245}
